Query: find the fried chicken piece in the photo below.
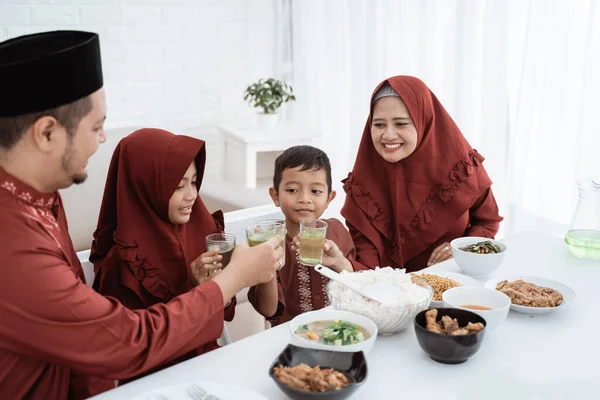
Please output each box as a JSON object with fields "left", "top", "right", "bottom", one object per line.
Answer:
{"left": 530, "top": 295, "right": 555, "bottom": 307}
{"left": 450, "top": 328, "right": 470, "bottom": 336}
{"left": 327, "top": 370, "right": 349, "bottom": 390}
{"left": 425, "top": 309, "right": 484, "bottom": 336}
{"left": 441, "top": 315, "right": 459, "bottom": 334}
{"left": 448, "top": 321, "right": 484, "bottom": 335}
{"left": 288, "top": 363, "right": 313, "bottom": 381}
{"left": 466, "top": 322, "right": 485, "bottom": 332}
{"left": 275, "top": 364, "right": 350, "bottom": 393}
{"left": 274, "top": 366, "right": 311, "bottom": 391}
{"left": 309, "top": 368, "right": 349, "bottom": 392}
{"left": 543, "top": 286, "right": 563, "bottom": 306}
{"left": 425, "top": 309, "right": 443, "bottom": 333}
{"left": 308, "top": 367, "right": 327, "bottom": 392}
{"left": 496, "top": 279, "right": 563, "bottom": 307}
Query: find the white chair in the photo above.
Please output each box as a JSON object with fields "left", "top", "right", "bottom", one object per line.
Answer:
{"left": 221, "top": 204, "right": 284, "bottom": 239}
{"left": 77, "top": 249, "right": 94, "bottom": 286}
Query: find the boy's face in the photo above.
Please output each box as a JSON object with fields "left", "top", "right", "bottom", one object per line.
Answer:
{"left": 269, "top": 166, "right": 336, "bottom": 225}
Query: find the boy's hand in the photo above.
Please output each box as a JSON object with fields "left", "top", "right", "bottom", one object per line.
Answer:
{"left": 190, "top": 248, "right": 222, "bottom": 286}
{"left": 292, "top": 236, "right": 353, "bottom": 273}
{"left": 321, "top": 239, "right": 353, "bottom": 273}
{"left": 290, "top": 235, "right": 301, "bottom": 255}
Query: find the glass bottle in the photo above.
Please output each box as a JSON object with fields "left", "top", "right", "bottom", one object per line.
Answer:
{"left": 565, "top": 179, "right": 600, "bottom": 259}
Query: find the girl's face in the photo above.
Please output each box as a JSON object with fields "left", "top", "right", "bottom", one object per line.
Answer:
{"left": 168, "top": 161, "right": 198, "bottom": 224}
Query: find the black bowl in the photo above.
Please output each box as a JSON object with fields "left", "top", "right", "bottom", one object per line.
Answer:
{"left": 268, "top": 344, "right": 367, "bottom": 400}
{"left": 414, "top": 307, "right": 487, "bottom": 364}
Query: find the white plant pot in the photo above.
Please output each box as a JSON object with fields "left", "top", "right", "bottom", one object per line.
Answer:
{"left": 255, "top": 112, "right": 280, "bottom": 130}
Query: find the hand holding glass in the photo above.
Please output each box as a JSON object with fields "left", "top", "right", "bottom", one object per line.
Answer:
{"left": 205, "top": 233, "right": 236, "bottom": 275}
{"left": 246, "top": 219, "right": 286, "bottom": 265}
{"left": 299, "top": 219, "right": 328, "bottom": 266}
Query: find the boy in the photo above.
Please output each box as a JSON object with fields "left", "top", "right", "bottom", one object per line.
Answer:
{"left": 248, "top": 145, "right": 368, "bottom": 326}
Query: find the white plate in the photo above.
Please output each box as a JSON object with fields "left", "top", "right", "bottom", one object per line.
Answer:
{"left": 484, "top": 276, "right": 576, "bottom": 315}
{"left": 414, "top": 271, "right": 482, "bottom": 307}
{"left": 133, "top": 381, "right": 268, "bottom": 400}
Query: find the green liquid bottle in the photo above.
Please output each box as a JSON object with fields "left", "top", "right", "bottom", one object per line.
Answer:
{"left": 564, "top": 180, "right": 600, "bottom": 260}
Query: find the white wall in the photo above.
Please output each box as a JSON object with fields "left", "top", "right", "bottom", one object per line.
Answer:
{"left": 0, "top": 0, "right": 278, "bottom": 173}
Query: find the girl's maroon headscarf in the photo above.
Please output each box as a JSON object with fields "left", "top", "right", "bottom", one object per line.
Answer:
{"left": 90, "top": 128, "right": 223, "bottom": 302}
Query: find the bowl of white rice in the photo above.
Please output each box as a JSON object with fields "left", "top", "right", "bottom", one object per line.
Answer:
{"left": 327, "top": 267, "right": 433, "bottom": 335}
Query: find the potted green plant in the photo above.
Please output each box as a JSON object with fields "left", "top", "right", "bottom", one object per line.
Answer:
{"left": 244, "top": 78, "right": 296, "bottom": 129}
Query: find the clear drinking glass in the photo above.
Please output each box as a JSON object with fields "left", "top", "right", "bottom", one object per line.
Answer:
{"left": 246, "top": 219, "right": 286, "bottom": 264}
{"left": 206, "top": 233, "right": 236, "bottom": 275}
{"left": 299, "top": 219, "right": 328, "bottom": 266}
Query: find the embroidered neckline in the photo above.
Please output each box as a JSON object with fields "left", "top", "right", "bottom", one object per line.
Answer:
{"left": 0, "top": 168, "right": 57, "bottom": 209}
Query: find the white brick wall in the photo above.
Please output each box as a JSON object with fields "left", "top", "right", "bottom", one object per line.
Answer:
{"left": 31, "top": 6, "right": 79, "bottom": 25}
{"left": 0, "top": 0, "right": 277, "bottom": 174}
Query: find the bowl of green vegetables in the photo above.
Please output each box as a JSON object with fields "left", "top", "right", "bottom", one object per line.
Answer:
{"left": 450, "top": 237, "right": 507, "bottom": 278}
{"left": 289, "top": 310, "right": 378, "bottom": 355}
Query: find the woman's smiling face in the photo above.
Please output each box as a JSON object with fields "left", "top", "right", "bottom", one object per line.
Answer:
{"left": 370, "top": 96, "right": 418, "bottom": 163}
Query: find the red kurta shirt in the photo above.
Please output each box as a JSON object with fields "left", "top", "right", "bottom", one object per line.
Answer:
{"left": 0, "top": 167, "right": 226, "bottom": 400}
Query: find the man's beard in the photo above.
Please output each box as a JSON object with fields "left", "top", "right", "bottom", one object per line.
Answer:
{"left": 61, "top": 142, "right": 87, "bottom": 185}
{"left": 71, "top": 172, "right": 88, "bottom": 185}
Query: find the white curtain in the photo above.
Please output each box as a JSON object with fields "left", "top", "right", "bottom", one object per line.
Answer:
{"left": 290, "top": 0, "right": 600, "bottom": 237}
{"left": 505, "top": 0, "right": 600, "bottom": 235}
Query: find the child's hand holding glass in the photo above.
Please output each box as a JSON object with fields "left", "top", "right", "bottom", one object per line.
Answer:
{"left": 291, "top": 235, "right": 353, "bottom": 273}
{"left": 189, "top": 248, "right": 223, "bottom": 286}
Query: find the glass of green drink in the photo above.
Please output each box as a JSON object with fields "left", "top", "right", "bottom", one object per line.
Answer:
{"left": 246, "top": 219, "right": 286, "bottom": 265}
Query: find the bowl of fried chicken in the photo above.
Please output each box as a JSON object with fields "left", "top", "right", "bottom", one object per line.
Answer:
{"left": 269, "top": 344, "right": 367, "bottom": 400}
{"left": 414, "top": 308, "right": 487, "bottom": 364}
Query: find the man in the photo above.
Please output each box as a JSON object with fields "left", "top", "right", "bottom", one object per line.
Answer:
{"left": 0, "top": 31, "right": 283, "bottom": 399}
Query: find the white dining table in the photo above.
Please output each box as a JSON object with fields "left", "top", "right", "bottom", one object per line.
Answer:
{"left": 92, "top": 231, "right": 599, "bottom": 400}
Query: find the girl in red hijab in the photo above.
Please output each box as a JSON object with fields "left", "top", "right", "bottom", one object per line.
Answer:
{"left": 90, "top": 128, "right": 234, "bottom": 384}
{"left": 342, "top": 76, "right": 503, "bottom": 272}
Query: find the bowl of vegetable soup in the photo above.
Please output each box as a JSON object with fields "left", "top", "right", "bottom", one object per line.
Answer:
{"left": 289, "top": 310, "right": 378, "bottom": 355}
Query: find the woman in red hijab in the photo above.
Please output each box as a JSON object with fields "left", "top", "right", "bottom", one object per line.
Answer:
{"left": 342, "top": 76, "right": 503, "bottom": 272}
{"left": 90, "top": 128, "right": 235, "bottom": 384}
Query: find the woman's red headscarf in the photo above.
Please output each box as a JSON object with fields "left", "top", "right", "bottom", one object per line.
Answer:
{"left": 90, "top": 128, "right": 223, "bottom": 303}
{"left": 342, "top": 76, "right": 493, "bottom": 267}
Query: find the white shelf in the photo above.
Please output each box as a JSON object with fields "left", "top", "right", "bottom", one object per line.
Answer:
{"left": 217, "top": 122, "right": 321, "bottom": 188}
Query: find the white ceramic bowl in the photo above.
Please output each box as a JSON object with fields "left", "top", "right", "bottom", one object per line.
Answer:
{"left": 442, "top": 286, "right": 511, "bottom": 332}
{"left": 288, "top": 309, "right": 378, "bottom": 354}
{"left": 450, "top": 237, "right": 507, "bottom": 278}
{"left": 328, "top": 277, "right": 433, "bottom": 335}
{"left": 484, "top": 276, "right": 577, "bottom": 315}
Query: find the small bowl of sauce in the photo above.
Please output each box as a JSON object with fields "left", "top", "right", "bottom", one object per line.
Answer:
{"left": 460, "top": 305, "right": 492, "bottom": 311}
{"left": 442, "top": 287, "right": 511, "bottom": 332}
